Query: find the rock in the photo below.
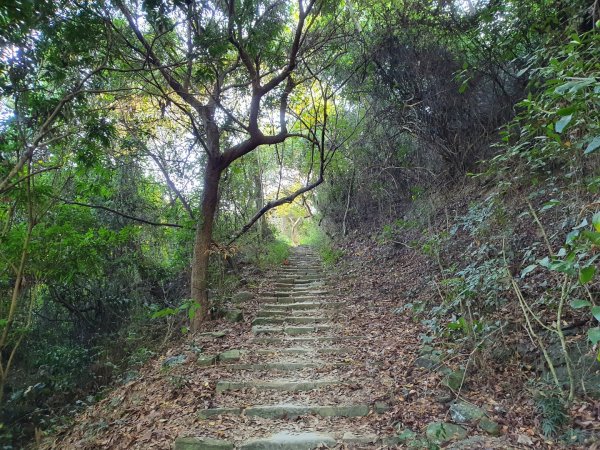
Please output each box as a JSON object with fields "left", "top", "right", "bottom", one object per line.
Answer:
{"left": 175, "top": 437, "right": 233, "bottom": 450}
{"left": 188, "top": 343, "right": 203, "bottom": 355}
{"left": 395, "top": 428, "right": 418, "bottom": 441}
{"left": 197, "top": 355, "right": 216, "bottom": 366}
{"left": 341, "top": 432, "right": 378, "bottom": 444}
{"left": 225, "top": 309, "right": 243, "bottom": 322}
{"left": 198, "top": 331, "right": 227, "bottom": 339}
{"left": 435, "top": 393, "right": 454, "bottom": 404}
{"left": 479, "top": 417, "right": 502, "bottom": 436}
{"left": 374, "top": 401, "right": 390, "bottom": 413}
{"left": 218, "top": 350, "right": 243, "bottom": 363}
{"left": 447, "top": 436, "right": 514, "bottom": 449}
{"left": 516, "top": 434, "right": 534, "bottom": 445}
{"left": 415, "top": 355, "right": 440, "bottom": 370}
{"left": 419, "top": 345, "right": 435, "bottom": 355}
{"left": 425, "top": 422, "right": 468, "bottom": 443}
{"left": 240, "top": 432, "right": 336, "bottom": 450}
{"left": 449, "top": 401, "right": 486, "bottom": 424}
{"left": 438, "top": 366, "right": 453, "bottom": 375}
{"left": 443, "top": 369, "right": 466, "bottom": 391}
{"left": 162, "top": 354, "right": 186, "bottom": 368}
{"left": 383, "top": 433, "right": 428, "bottom": 448}
{"left": 232, "top": 291, "right": 253, "bottom": 304}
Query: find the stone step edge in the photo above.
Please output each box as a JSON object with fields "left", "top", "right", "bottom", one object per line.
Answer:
{"left": 219, "top": 361, "right": 344, "bottom": 371}
{"left": 197, "top": 403, "right": 375, "bottom": 420}
{"left": 261, "top": 298, "right": 334, "bottom": 304}
{"left": 252, "top": 335, "right": 363, "bottom": 344}
{"left": 215, "top": 378, "right": 341, "bottom": 393}
{"left": 251, "top": 325, "right": 333, "bottom": 335}
{"left": 261, "top": 302, "right": 342, "bottom": 309}
{"left": 254, "top": 347, "right": 349, "bottom": 355}
{"left": 255, "top": 310, "right": 328, "bottom": 317}
{"left": 175, "top": 431, "right": 404, "bottom": 450}
{"left": 251, "top": 317, "right": 329, "bottom": 326}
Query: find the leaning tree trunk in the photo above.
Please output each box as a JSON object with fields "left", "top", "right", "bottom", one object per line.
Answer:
{"left": 191, "top": 161, "right": 221, "bottom": 331}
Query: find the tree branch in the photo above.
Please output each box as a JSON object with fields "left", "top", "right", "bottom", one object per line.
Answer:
{"left": 228, "top": 175, "right": 324, "bottom": 245}
{"left": 58, "top": 198, "right": 190, "bottom": 229}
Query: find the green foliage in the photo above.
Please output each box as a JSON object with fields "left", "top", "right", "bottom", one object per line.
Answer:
{"left": 261, "top": 238, "right": 291, "bottom": 268}
{"left": 536, "top": 393, "right": 569, "bottom": 438}
{"left": 299, "top": 222, "right": 343, "bottom": 266}
{"left": 523, "top": 208, "right": 600, "bottom": 351}
{"left": 151, "top": 299, "right": 200, "bottom": 322}
{"left": 491, "top": 31, "right": 600, "bottom": 176}
{"left": 378, "top": 219, "right": 418, "bottom": 244}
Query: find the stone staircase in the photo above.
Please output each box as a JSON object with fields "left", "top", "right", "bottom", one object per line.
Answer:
{"left": 175, "top": 247, "right": 395, "bottom": 449}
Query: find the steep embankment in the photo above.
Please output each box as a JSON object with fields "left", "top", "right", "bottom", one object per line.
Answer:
{"left": 325, "top": 174, "right": 600, "bottom": 449}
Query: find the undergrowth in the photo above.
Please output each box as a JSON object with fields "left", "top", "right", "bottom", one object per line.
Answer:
{"left": 299, "top": 221, "right": 343, "bottom": 266}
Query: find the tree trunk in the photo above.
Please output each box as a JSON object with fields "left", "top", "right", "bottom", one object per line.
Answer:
{"left": 190, "top": 160, "right": 221, "bottom": 331}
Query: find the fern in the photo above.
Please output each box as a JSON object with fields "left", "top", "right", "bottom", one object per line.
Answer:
{"left": 536, "top": 395, "right": 568, "bottom": 438}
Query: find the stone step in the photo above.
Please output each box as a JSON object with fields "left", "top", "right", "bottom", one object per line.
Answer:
{"left": 254, "top": 347, "right": 348, "bottom": 356}
{"left": 276, "top": 272, "right": 321, "bottom": 277}
{"left": 263, "top": 294, "right": 316, "bottom": 300}
{"left": 252, "top": 335, "right": 361, "bottom": 344}
{"left": 255, "top": 309, "right": 322, "bottom": 317}
{"left": 262, "top": 302, "right": 341, "bottom": 310}
{"left": 291, "top": 289, "right": 328, "bottom": 294}
{"left": 290, "top": 292, "right": 327, "bottom": 297}
{"left": 252, "top": 316, "right": 328, "bottom": 326}
{"left": 263, "top": 291, "right": 292, "bottom": 298}
{"left": 275, "top": 274, "right": 322, "bottom": 279}
{"left": 175, "top": 432, "right": 391, "bottom": 450}
{"left": 241, "top": 432, "right": 335, "bottom": 450}
{"left": 220, "top": 361, "right": 323, "bottom": 371}
{"left": 251, "top": 325, "right": 332, "bottom": 335}
{"left": 274, "top": 278, "right": 322, "bottom": 283}
{"left": 264, "top": 297, "right": 323, "bottom": 304}
{"left": 262, "top": 294, "right": 327, "bottom": 300}
{"left": 272, "top": 283, "right": 323, "bottom": 289}
{"left": 215, "top": 378, "right": 341, "bottom": 393}
{"left": 197, "top": 403, "right": 370, "bottom": 420}
{"left": 241, "top": 431, "right": 385, "bottom": 449}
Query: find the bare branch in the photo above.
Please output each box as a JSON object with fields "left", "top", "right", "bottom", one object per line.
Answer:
{"left": 228, "top": 175, "right": 324, "bottom": 245}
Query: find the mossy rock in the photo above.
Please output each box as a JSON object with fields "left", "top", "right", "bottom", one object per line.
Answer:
{"left": 198, "top": 331, "right": 227, "bottom": 339}
{"left": 426, "top": 422, "right": 468, "bottom": 443}
{"left": 449, "top": 401, "right": 485, "bottom": 424}
{"left": 478, "top": 417, "right": 502, "bottom": 436}
{"left": 443, "top": 369, "right": 466, "bottom": 391}
{"left": 232, "top": 291, "right": 253, "bottom": 304}
{"left": 218, "top": 349, "right": 244, "bottom": 362}
{"left": 162, "top": 354, "right": 186, "bottom": 368}
{"left": 225, "top": 309, "right": 243, "bottom": 322}
{"left": 197, "top": 355, "right": 216, "bottom": 366}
